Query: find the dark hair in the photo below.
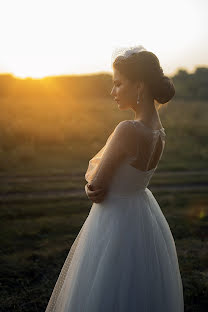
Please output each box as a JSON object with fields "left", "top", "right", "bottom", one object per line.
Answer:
{"left": 112, "top": 51, "right": 175, "bottom": 105}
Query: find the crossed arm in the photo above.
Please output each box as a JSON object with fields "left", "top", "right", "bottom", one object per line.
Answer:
{"left": 85, "top": 120, "right": 136, "bottom": 203}
{"left": 85, "top": 183, "right": 106, "bottom": 203}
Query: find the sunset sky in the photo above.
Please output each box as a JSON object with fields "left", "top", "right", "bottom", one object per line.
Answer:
{"left": 0, "top": 0, "right": 207, "bottom": 78}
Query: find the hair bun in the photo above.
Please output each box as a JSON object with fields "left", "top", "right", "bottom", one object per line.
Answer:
{"left": 112, "top": 49, "right": 176, "bottom": 105}
{"left": 153, "top": 76, "right": 175, "bottom": 104}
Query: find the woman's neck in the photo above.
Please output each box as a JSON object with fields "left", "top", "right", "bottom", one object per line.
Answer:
{"left": 133, "top": 101, "right": 161, "bottom": 128}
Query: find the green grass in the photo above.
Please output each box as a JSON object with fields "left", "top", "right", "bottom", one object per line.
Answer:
{"left": 0, "top": 178, "right": 84, "bottom": 194}
{"left": 0, "top": 98, "right": 207, "bottom": 174}
{"left": 0, "top": 192, "right": 208, "bottom": 311}
{"left": 0, "top": 172, "right": 207, "bottom": 196}
{"left": 0, "top": 97, "right": 208, "bottom": 311}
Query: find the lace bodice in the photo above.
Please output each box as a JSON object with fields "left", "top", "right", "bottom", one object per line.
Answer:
{"left": 85, "top": 119, "right": 166, "bottom": 196}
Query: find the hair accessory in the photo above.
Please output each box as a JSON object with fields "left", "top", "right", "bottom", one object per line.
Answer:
{"left": 111, "top": 45, "right": 147, "bottom": 67}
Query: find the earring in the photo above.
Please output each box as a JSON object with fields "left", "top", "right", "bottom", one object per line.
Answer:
{"left": 137, "top": 95, "right": 140, "bottom": 105}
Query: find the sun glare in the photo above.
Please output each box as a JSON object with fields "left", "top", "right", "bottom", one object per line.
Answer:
{"left": 12, "top": 72, "right": 48, "bottom": 79}
{"left": 0, "top": 0, "right": 207, "bottom": 77}
{"left": 11, "top": 67, "right": 52, "bottom": 79}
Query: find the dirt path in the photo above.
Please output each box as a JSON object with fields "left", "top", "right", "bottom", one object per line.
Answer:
{"left": 0, "top": 169, "right": 208, "bottom": 183}
{"left": 0, "top": 184, "right": 208, "bottom": 202}
{"left": 0, "top": 170, "right": 207, "bottom": 202}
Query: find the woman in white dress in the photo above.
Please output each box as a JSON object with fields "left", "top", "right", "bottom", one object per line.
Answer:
{"left": 45, "top": 45, "right": 184, "bottom": 312}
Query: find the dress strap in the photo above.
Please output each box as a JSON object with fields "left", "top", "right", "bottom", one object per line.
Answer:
{"left": 145, "top": 131, "right": 162, "bottom": 171}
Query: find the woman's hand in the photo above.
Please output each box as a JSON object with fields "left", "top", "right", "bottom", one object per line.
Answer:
{"left": 85, "top": 183, "right": 107, "bottom": 203}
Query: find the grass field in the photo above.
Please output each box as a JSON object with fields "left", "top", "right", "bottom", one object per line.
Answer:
{"left": 0, "top": 97, "right": 207, "bottom": 174}
{"left": 1, "top": 191, "right": 207, "bottom": 312}
{"left": 0, "top": 97, "right": 207, "bottom": 311}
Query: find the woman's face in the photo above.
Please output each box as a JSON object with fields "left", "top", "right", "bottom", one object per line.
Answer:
{"left": 110, "top": 68, "right": 139, "bottom": 110}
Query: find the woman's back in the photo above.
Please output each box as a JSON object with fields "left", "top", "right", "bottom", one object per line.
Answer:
{"left": 128, "top": 120, "right": 166, "bottom": 172}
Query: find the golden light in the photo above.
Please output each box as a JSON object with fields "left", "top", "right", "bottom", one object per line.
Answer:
{"left": 0, "top": 0, "right": 207, "bottom": 77}
{"left": 9, "top": 57, "right": 57, "bottom": 79}
{"left": 12, "top": 71, "right": 48, "bottom": 79}
{"left": 186, "top": 200, "right": 207, "bottom": 219}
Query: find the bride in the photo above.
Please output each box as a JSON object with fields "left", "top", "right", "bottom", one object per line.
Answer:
{"left": 45, "top": 45, "right": 184, "bottom": 312}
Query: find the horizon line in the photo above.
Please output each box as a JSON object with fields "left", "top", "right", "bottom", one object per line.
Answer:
{"left": 0, "top": 64, "right": 207, "bottom": 80}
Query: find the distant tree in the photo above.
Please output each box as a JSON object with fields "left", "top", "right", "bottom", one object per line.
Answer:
{"left": 172, "top": 67, "right": 208, "bottom": 100}
{"left": 0, "top": 67, "right": 208, "bottom": 100}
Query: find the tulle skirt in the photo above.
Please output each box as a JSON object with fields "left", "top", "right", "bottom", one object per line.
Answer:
{"left": 45, "top": 188, "right": 184, "bottom": 312}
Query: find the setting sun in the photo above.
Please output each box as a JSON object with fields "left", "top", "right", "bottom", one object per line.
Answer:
{"left": 9, "top": 53, "right": 61, "bottom": 79}
{"left": 13, "top": 66, "right": 52, "bottom": 79}
{"left": 12, "top": 71, "right": 49, "bottom": 79}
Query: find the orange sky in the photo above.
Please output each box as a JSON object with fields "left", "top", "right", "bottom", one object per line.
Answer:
{"left": 0, "top": 0, "right": 207, "bottom": 78}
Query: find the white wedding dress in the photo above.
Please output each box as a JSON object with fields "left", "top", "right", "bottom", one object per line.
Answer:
{"left": 45, "top": 120, "right": 184, "bottom": 312}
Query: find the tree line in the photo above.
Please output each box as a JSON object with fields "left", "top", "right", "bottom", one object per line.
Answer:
{"left": 0, "top": 67, "right": 207, "bottom": 100}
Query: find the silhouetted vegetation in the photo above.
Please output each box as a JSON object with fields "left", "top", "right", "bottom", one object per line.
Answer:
{"left": 0, "top": 72, "right": 112, "bottom": 98}
{"left": 0, "top": 66, "right": 208, "bottom": 99}
{"left": 172, "top": 67, "right": 208, "bottom": 100}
